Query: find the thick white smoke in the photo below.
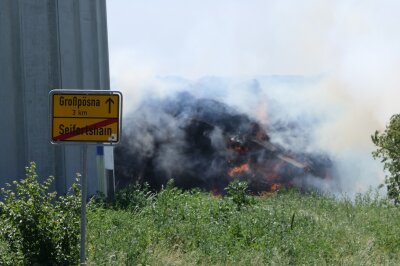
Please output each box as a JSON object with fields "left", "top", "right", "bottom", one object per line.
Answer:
{"left": 108, "top": 0, "right": 400, "bottom": 196}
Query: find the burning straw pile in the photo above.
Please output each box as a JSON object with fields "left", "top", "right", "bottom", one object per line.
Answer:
{"left": 115, "top": 92, "right": 332, "bottom": 194}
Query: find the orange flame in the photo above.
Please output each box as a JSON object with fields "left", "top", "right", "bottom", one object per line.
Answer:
{"left": 228, "top": 162, "right": 250, "bottom": 177}
{"left": 271, "top": 183, "right": 280, "bottom": 191}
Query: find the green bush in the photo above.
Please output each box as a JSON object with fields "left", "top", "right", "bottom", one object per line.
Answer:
{"left": 114, "top": 182, "right": 154, "bottom": 212}
{"left": 225, "top": 179, "right": 253, "bottom": 209}
{"left": 372, "top": 113, "right": 400, "bottom": 204}
{"left": 0, "top": 162, "right": 80, "bottom": 265}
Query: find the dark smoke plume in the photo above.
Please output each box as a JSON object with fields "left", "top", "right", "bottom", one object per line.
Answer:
{"left": 115, "top": 92, "right": 333, "bottom": 193}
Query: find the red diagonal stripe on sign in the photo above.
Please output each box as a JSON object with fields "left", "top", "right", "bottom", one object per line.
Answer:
{"left": 53, "top": 118, "right": 118, "bottom": 141}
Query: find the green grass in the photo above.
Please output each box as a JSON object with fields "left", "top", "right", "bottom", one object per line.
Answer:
{"left": 86, "top": 188, "right": 400, "bottom": 265}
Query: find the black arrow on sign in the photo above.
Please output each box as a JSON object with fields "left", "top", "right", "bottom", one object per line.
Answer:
{"left": 105, "top": 98, "right": 114, "bottom": 114}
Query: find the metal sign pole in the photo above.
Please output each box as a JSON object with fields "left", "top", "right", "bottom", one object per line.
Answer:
{"left": 80, "top": 144, "right": 87, "bottom": 265}
{"left": 48, "top": 90, "right": 123, "bottom": 265}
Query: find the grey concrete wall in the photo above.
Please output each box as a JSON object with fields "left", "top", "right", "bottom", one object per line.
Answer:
{"left": 0, "top": 0, "right": 110, "bottom": 195}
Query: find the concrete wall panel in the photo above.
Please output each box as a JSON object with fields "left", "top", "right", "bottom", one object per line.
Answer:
{"left": 0, "top": 0, "right": 110, "bottom": 195}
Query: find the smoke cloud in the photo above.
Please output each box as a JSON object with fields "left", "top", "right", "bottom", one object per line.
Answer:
{"left": 108, "top": 0, "right": 400, "bottom": 196}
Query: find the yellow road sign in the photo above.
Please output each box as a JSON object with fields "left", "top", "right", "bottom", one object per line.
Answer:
{"left": 50, "top": 90, "right": 122, "bottom": 143}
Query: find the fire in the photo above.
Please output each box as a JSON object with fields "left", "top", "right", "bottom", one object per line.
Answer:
{"left": 114, "top": 92, "right": 334, "bottom": 194}
{"left": 228, "top": 162, "right": 250, "bottom": 177}
{"left": 270, "top": 183, "right": 280, "bottom": 191}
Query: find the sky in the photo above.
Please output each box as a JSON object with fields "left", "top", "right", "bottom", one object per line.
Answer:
{"left": 107, "top": 0, "right": 333, "bottom": 78}
{"left": 106, "top": 0, "right": 400, "bottom": 195}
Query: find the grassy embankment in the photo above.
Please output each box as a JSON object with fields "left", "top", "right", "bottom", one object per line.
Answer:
{"left": 86, "top": 185, "right": 400, "bottom": 265}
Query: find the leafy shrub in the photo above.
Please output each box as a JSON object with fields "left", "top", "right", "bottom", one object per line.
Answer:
{"left": 0, "top": 162, "right": 80, "bottom": 265}
{"left": 372, "top": 113, "right": 400, "bottom": 204}
{"left": 225, "top": 179, "right": 253, "bottom": 209}
{"left": 114, "top": 182, "right": 154, "bottom": 212}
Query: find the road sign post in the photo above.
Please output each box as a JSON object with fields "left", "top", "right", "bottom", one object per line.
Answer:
{"left": 49, "top": 90, "right": 122, "bottom": 265}
{"left": 80, "top": 144, "right": 87, "bottom": 265}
